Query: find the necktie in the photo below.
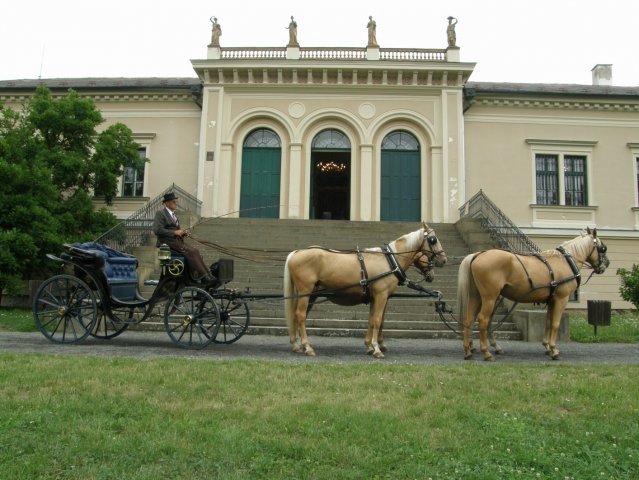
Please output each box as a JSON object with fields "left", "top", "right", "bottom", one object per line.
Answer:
{"left": 171, "top": 212, "right": 179, "bottom": 226}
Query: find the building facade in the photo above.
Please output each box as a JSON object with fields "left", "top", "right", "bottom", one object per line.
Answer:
{"left": 2, "top": 23, "right": 639, "bottom": 309}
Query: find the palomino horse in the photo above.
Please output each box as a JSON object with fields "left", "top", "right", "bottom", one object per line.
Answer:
{"left": 457, "top": 228, "right": 609, "bottom": 361}
{"left": 284, "top": 222, "right": 447, "bottom": 358}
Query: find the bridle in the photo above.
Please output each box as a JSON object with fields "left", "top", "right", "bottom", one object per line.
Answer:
{"left": 587, "top": 236, "right": 609, "bottom": 274}
{"left": 413, "top": 228, "right": 445, "bottom": 276}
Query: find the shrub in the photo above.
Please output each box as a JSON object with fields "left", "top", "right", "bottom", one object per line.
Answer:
{"left": 617, "top": 264, "right": 639, "bottom": 309}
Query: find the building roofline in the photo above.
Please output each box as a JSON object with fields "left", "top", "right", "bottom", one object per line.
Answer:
{"left": 466, "top": 81, "right": 639, "bottom": 98}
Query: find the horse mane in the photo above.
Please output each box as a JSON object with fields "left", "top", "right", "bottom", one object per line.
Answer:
{"left": 541, "top": 233, "right": 592, "bottom": 259}
{"left": 389, "top": 227, "right": 423, "bottom": 253}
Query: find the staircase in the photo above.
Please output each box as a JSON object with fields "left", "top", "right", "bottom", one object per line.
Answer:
{"left": 135, "top": 218, "right": 521, "bottom": 340}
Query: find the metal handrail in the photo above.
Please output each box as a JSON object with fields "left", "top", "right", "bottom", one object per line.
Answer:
{"left": 459, "top": 190, "right": 540, "bottom": 254}
{"left": 94, "top": 184, "right": 202, "bottom": 253}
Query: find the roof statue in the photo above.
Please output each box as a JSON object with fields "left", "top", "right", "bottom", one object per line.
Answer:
{"left": 447, "top": 16, "right": 458, "bottom": 47}
{"left": 366, "top": 16, "right": 378, "bottom": 47}
{"left": 209, "top": 16, "right": 222, "bottom": 47}
{"left": 286, "top": 16, "right": 299, "bottom": 47}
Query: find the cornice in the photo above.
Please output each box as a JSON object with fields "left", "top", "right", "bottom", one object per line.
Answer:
{"left": 469, "top": 96, "right": 639, "bottom": 112}
{"left": 0, "top": 92, "right": 195, "bottom": 104}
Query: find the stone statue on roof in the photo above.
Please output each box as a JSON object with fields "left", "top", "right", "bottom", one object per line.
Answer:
{"left": 447, "top": 16, "right": 458, "bottom": 47}
{"left": 209, "top": 16, "right": 222, "bottom": 47}
{"left": 366, "top": 16, "right": 378, "bottom": 47}
{"left": 287, "top": 16, "right": 299, "bottom": 47}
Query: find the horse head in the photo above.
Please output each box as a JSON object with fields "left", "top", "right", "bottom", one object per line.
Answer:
{"left": 417, "top": 222, "right": 447, "bottom": 269}
{"left": 584, "top": 227, "right": 610, "bottom": 274}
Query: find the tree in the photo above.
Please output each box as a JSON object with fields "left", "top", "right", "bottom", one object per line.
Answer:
{"left": 617, "top": 265, "right": 639, "bottom": 310}
{"left": 0, "top": 86, "right": 144, "bottom": 299}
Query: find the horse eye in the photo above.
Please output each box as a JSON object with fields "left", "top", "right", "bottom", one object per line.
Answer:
{"left": 428, "top": 236, "right": 438, "bottom": 245}
{"left": 599, "top": 245, "right": 607, "bottom": 254}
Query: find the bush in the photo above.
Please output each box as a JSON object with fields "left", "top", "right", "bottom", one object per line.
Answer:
{"left": 617, "top": 264, "right": 639, "bottom": 309}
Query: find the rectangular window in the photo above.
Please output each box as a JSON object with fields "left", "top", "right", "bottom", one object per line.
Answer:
{"left": 122, "top": 148, "right": 146, "bottom": 197}
{"left": 564, "top": 155, "right": 586, "bottom": 206}
{"left": 535, "top": 154, "right": 558, "bottom": 205}
{"left": 535, "top": 153, "right": 588, "bottom": 206}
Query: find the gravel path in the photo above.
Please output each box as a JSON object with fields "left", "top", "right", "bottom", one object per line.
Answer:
{"left": 2, "top": 331, "right": 638, "bottom": 365}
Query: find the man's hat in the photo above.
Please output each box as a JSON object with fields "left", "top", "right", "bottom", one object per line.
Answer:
{"left": 162, "top": 192, "right": 178, "bottom": 203}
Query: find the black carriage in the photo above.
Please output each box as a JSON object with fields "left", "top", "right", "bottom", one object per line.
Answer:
{"left": 32, "top": 243, "right": 250, "bottom": 349}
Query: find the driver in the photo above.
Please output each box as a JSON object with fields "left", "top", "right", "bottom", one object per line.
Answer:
{"left": 152, "top": 192, "right": 216, "bottom": 284}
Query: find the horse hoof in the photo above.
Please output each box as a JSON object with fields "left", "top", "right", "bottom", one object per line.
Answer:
{"left": 373, "top": 351, "right": 385, "bottom": 359}
{"left": 484, "top": 355, "right": 494, "bottom": 362}
{"left": 379, "top": 345, "right": 388, "bottom": 353}
{"left": 305, "top": 350, "right": 316, "bottom": 357}
{"left": 551, "top": 352, "right": 560, "bottom": 360}
{"left": 464, "top": 354, "right": 473, "bottom": 360}
{"left": 495, "top": 348, "right": 504, "bottom": 355}
{"left": 292, "top": 346, "right": 303, "bottom": 354}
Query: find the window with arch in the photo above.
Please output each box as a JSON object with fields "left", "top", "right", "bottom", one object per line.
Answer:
{"left": 243, "top": 128, "right": 281, "bottom": 148}
{"left": 312, "top": 129, "right": 351, "bottom": 149}
{"left": 381, "top": 130, "right": 420, "bottom": 151}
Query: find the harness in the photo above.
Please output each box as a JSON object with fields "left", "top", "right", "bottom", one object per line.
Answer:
{"left": 509, "top": 246, "right": 582, "bottom": 302}
{"left": 355, "top": 244, "right": 410, "bottom": 304}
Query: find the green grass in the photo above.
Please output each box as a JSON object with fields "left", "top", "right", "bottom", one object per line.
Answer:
{"left": 0, "top": 308, "right": 38, "bottom": 332}
{"left": 569, "top": 312, "right": 639, "bottom": 343}
{"left": 0, "top": 355, "right": 638, "bottom": 479}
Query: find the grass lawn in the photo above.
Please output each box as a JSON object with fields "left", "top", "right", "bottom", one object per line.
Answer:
{"left": 1, "top": 355, "right": 638, "bottom": 479}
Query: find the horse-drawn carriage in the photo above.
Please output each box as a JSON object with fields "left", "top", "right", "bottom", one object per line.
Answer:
{"left": 33, "top": 223, "right": 610, "bottom": 360}
{"left": 33, "top": 242, "right": 250, "bottom": 349}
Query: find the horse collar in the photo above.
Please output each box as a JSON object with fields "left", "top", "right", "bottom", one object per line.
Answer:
{"left": 382, "top": 244, "right": 408, "bottom": 286}
{"left": 556, "top": 246, "right": 582, "bottom": 289}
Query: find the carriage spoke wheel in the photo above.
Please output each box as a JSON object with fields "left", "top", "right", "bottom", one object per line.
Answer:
{"left": 33, "top": 274, "right": 97, "bottom": 344}
{"left": 163, "top": 287, "right": 220, "bottom": 349}
{"left": 90, "top": 305, "right": 136, "bottom": 339}
{"left": 212, "top": 292, "right": 250, "bottom": 344}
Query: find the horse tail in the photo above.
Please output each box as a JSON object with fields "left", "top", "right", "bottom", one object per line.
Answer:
{"left": 283, "top": 251, "right": 297, "bottom": 338}
{"left": 456, "top": 253, "right": 476, "bottom": 325}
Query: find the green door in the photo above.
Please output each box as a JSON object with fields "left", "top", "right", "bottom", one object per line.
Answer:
{"left": 240, "top": 147, "right": 281, "bottom": 218}
{"left": 381, "top": 149, "right": 421, "bottom": 221}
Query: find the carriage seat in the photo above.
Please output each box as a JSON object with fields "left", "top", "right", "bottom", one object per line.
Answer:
{"left": 70, "top": 243, "right": 138, "bottom": 301}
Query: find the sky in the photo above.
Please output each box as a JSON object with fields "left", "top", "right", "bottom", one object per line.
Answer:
{"left": 2, "top": 0, "right": 638, "bottom": 86}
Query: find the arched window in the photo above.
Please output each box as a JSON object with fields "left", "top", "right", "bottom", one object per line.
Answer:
{"left": 381, "top": 131, "right": 420, "bottom": 151}
{"left": 312, "top": 129, "right": 351, "bottom": 150}
{"left": 243, "top": 129, "right": 282, "bottom": 148}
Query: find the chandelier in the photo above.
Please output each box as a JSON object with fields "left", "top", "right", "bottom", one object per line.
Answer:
{"left": 317, "top": 161, "right": 346, "bottom": 173}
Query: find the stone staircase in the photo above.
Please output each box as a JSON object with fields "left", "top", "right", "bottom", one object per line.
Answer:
{"left": 135, "top": 218, "right": 522, "bottom": 340}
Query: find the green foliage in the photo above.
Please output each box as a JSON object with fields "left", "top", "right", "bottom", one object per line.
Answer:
{"left": 617, "top": 264, "right": 639, "bottom": 310}
{"left": 0, "top": 86, "right": 142, "bottom": 293}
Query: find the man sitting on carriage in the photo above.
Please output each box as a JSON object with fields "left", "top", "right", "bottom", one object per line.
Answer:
{"left": 153, "top": 192, "right": 217, "bottom": 285}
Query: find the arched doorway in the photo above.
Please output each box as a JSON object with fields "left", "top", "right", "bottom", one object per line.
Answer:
{"left": 380, "top": 130, "right": 421, "bottom": 221}
{"left": 310, "top": 129, "right": 350, "bottom": 220}
{"left": 239, "top": 128, "right": 281, "bottom": 218}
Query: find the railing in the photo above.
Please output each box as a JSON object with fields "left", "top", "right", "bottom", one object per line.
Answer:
{"left": 219, "top": 46, "right": 447, "bottom": 62}
{"left": 94, "top": 184, "right": 202, "bottom": 253}
{"left": 459, "top": 190, "right": 540, "bottom": 254}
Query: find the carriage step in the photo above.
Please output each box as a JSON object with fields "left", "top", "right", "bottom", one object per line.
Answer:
{"left": 144, "top": 280, "right": 159, "bottom": 286}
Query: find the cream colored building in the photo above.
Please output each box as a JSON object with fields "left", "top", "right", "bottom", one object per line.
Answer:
{"left": 2, "top": 24, "right": 639, "bottom": 309}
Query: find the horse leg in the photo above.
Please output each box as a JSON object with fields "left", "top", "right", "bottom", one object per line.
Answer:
{"left": 488, "top": 330, "right": 504, "bottom": 355}
{"left": 378, "top": 305, "right": 389, "bottom": 353}
{"left": 546, "top": 297, "right": 568, "bottom": 360}
{"left": 293, "top": 295, "right": 315, "bottom": 356}
{"left": 462, "top": 296, "right": 480, "bottom": 360}
{"left": 367, "top": 298, "right": 387, "bottom": 359}
{"left": 542, "top": 307, "right": 552, "bottom": 355}
{"left": 477, "top": 299, "right": 496, "bottom": 361}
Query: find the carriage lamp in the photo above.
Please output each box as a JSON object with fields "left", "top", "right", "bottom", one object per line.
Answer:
{"left": 158, "top": 244, "right": 171, "bottom": 262}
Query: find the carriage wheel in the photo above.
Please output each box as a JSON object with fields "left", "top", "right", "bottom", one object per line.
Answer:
{"left": 163, "top": 287, "right": 220, "bottom": 349}
{"left": 89, "top": 305, "right": 134, "bottom": 340}
{"left": 212, "top": 292, "right": 250, "bottom": 344}
{"left": 33, "top": 274, "right": 97, "bottom": 344}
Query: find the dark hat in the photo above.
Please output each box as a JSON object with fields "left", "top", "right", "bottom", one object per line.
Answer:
{"left": 162, "top": 192, "right": 178, "bottom": 203}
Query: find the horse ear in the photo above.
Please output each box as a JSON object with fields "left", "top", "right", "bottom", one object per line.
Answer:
{"left": 422, "top": 221, "right": 428, "bottom": 230}
{"left": 592, "top": 227, "right": 598, "bottom": 238}
{"left": 586, "top": 226, "right": 591, "bottom": 235}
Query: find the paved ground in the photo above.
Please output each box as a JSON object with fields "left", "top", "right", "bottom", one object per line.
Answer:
{"left": 2, "top": 331, "right": 638, "bottom": 365}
